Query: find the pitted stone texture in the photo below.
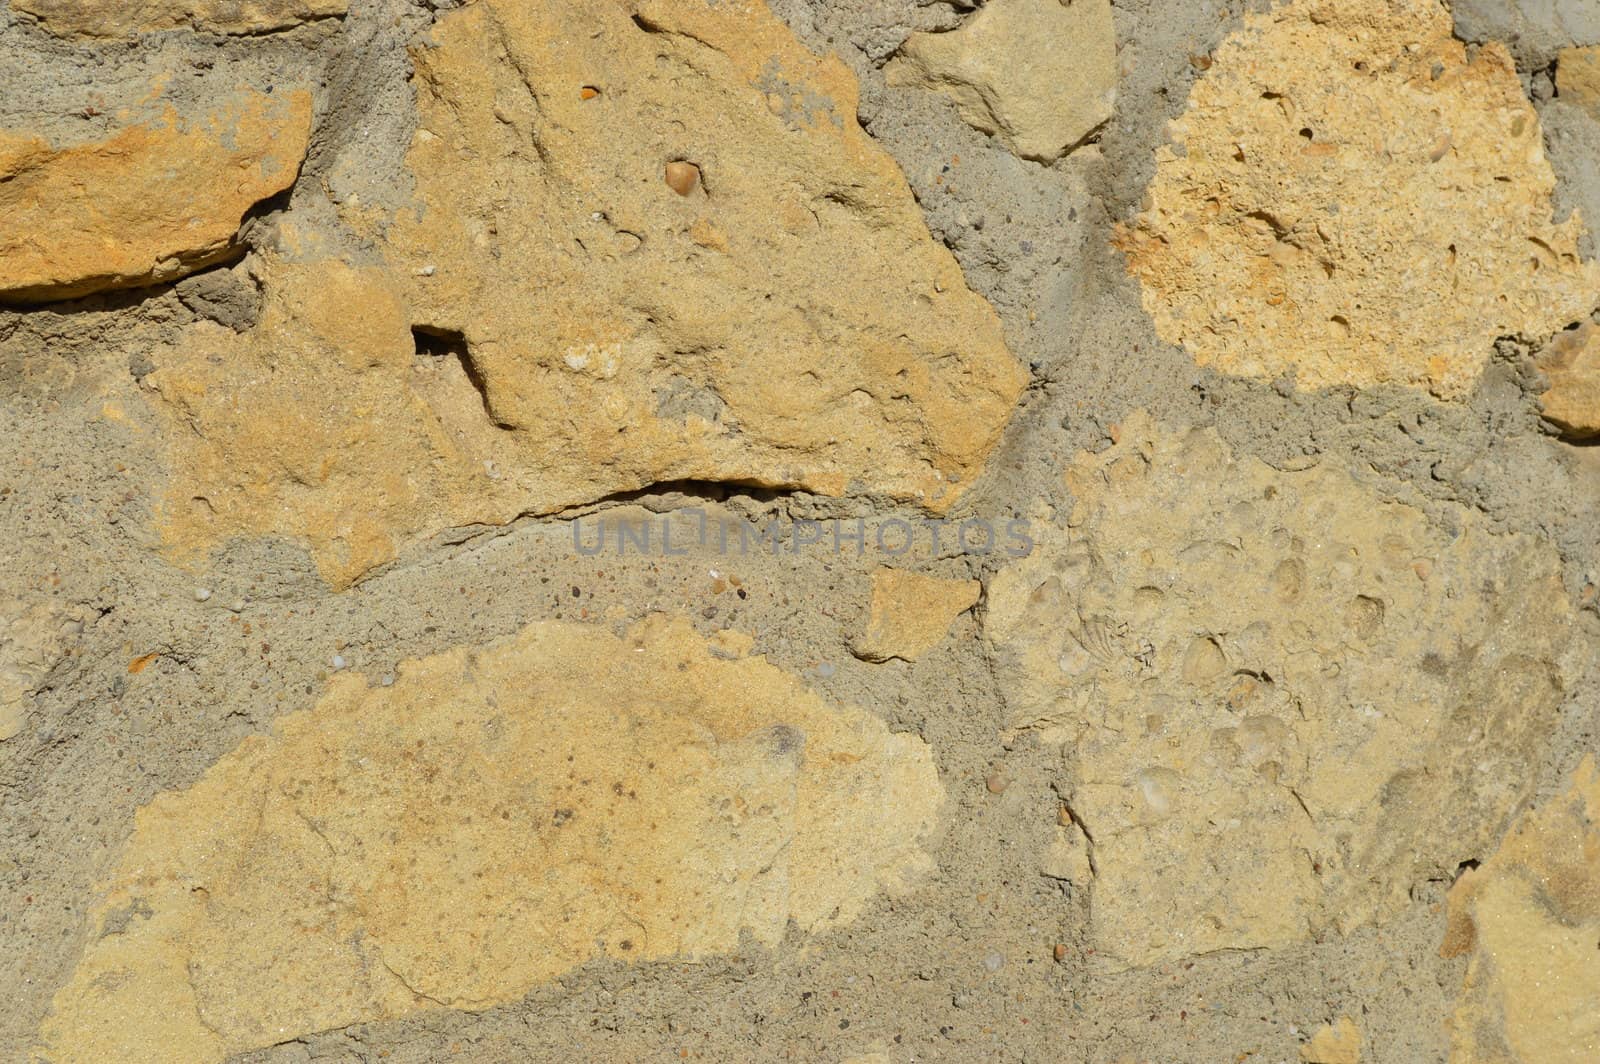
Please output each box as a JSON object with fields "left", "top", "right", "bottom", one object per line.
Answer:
{"left": 851, "top": 568, "right": 981, "bottom": 663}
{"left": 0, "top": 90, "right": 311, "bottom": 303}
{"left": 1115, "top": 0, "right": 1600, "bottom": 399}
{"left": 0, "top": 597, "right": 79, "bottom": 741}
{"left": 986, "top": 412, "right": 1574, "bottom": 969}
{"left": 379, "top": 0, "right": 1023, "bottom": 511}
{"left": 885, "top": 0, "right": 1116, "bottom": 162}
{"left": 1443, "top": 757, "right": 1600, "bottom": 1064}
{"left": 37, "top": 616, "right": 943, "bottom": 1063}
{"left": 13, "top": 0, "right": 346, "bottom": 36}
{"left": 146, "top": 255, "right": 521, "bottom": 589}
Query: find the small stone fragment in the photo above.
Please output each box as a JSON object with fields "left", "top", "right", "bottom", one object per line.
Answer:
{"left": 0, "top": 90, "right": 312, "bottom": 303}
{"left": 1115, "top": 0, "right": 1600, "bottom": 398}
{"left": 851, "top": 568, "right": 981, "bottom": 663}
{"left": 1041, "top": 823, "right": 1092, "bottom": 884}
{"left": 13, "top": 0, "right": 346, "bottom": 36}
{"left": 664, "top": 160, "right": 701, "bottom": 196}
{"left": 1558, "top": 47, "right": 1600, "bottom": 117}
{"left": 1300, "top": 1017, "right": 1361, "bottom": 1064}
{"left": 886, "top": 0, "right": 1116, "bottom": 162}
{"left": 1443, "top": 756, "right": 1600, "bottom": 1063}
{"left": 37, "top": 616, "right": 942, "bottom": 1063}
{"left": 1538, "top": 322, "right": 1600, "bottom": 440}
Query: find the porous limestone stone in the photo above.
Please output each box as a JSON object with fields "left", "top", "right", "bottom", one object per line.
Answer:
{"left": 987, "top": 412, "right": 1575, "bottom": 969}
{"left": 0, "top": 598, "right": 77, "bottom": 741}
{"left": 0, "top": 90, "right": 311, "bottom": 303}
{"left": 1301, "top": 1017, "right": 1362, "bottom": 1064}
{"left": 1559, "top": 46, "right": 1600, "bottom": 117}
{"left": 1538, "top": 322, "right": 1600, "bottom": 439}
{"left": 13, "top": 0, "right": 346, "bottom": 36}
{"left": 37, "top": 616, "right": 943, "bottom": 1063}
{"left": 1115, "top": 0, "right": 1600, "bottom": 399}
{"left": 885, "top": 0, "right": 1117, "bottom": 162}
{"left": 148, "top": 0, "right": 1025, "bottom": 587}
{"left": 1443, "top": 757, "right": 1600, "bottom": 1064}
{"left": 851, "top": 568, "right": 981, "bottom": 663}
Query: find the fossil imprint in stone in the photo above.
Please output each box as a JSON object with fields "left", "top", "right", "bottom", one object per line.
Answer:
{"left": 38, "top": 616, "right": 943, "bottom": 1063}
{"left": 1117, "top": 0, "right": 1600, "bottom": 398}
{"left": 986, "top": 412, "right": 1576, "bottom": 969}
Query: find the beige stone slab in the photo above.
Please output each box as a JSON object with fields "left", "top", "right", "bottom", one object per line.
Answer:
{"left": 987, "top": 411, "right": 1576, "bottom": 968}
{"left": 36, "top": 616, "right": 943, "bottom": 1063}
{"left": 1116, "top": 0, "right": 1600, "bottom": 398}
{"left": 0, "top": 90, "right": 311, "bottom": 302}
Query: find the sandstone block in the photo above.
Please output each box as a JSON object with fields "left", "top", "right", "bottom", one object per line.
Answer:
{"left": 1539, "top": 322, "right": 1600, "bottom": 439}
{"left": 1116, "top": 0, "right": 1600, "bottom": 398}
{"left": 886, "top": 0, "right": 1117, "bottom": 162}
{"left": 38, "top": 616, "right": 943, "bottom": 1062}
{"left": 146, "top": 0, "right": 1025, "bottom": 586}
{"left": 1559, "top": 46, "right": 1600, "bottom": 117}
{"left": 0, "top": 91, "right": 312, "bottom": 303}
{"left": 852, "top": 568, "right": 981, "bottom": 663}
{"left": 987, "top": 412, "right": 1575, "bottom": 968}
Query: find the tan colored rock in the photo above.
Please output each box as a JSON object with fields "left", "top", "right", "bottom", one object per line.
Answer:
{"left": 987, "top": 412, "right": 1575, "bottom": 969}
{"left": 1115, "top": 0, "right": 1600, "bottom": 399}
{"left": 886, "top": 0, "right": 1116, "bottom": 162}
{"left": 382, "top": 0, "right": 1022, "bottom": 509}
{"left": 147, "top": 255, "right": 516, "bottom": 588}
{"left": 148, "top": 0, "right": 1024, "bottom": 587}
{"left": 1443, "top": 757, "right": 1600, "bottom": 1064}
{"left": 1301, "top": 1017, "right": 1362, "bottom": 1064}
{"left": 0, "top": 598, "right": 78, "bottom": 741}
{"left": 38, "top": 615, "right": 942, "bottom": 1063}
{"left": 1538, "top": 322, "right": 1600, "bottom": 439}
{"left": 0, "top": 90, "right": 311, "bottom": 303}
{"left": 13, "top": 0, "right": 345, "bottom": 36}
{"left": 1558, "top": 46, "right": 1600, "bottom": 117}
{"left": 851, "top": 568, "right": 981, "bottom": 662}
{"left": 1041, "top": 823, "right": 1092, "bottom": 884}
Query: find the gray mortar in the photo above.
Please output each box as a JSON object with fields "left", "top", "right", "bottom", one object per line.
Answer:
{"left": 2, "top": 1, "right": 1599, "bottom": 1062}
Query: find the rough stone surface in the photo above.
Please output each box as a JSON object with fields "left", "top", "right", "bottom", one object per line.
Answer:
{"left": 0, "top": 597, "right": 77, "bottom": 742}
{"left": 146, "top": 253, "right": 518, "bottom": 589}
{"left": 0, "top": 90, "right": 311, "bottom": 303}
{"left": 851, "top": 567, "right": 980, "bottom": 662}
{"left": 1538, "top": 322, "right": 1600, "bottom": 439}
{"left": 1302, "top": 1017, "right": 1362, "bottom": 1064}
{"left": 379, "top": 0, "right": 1023, "bottom": 509}
{"left": 12, "top": 0, "right": 346, "bottom": 36}
{"left": 884, "top": 0, "right": 1116, "bottom": 162}
{"left": 1443, "top": 757, "right": 1600, "bottom": 1064}
{"left": 37, "top": 615, "right": 942, "bottom": 1063}
{"left": 1115, "top": 0, "right": 1600, "bottom": 399}
{"left": 1559, "top": 46, "right": 1600, "bottom": 117}
{"left": 1452, "top": 0, "right": 1600, "bottom": 68}
{"left": 987, "top": 412, "right": 1575, "bottom": 969}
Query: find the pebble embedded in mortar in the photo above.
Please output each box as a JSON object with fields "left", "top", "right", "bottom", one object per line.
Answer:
{"left": 665, "top": 160, "right": 701, "bottom": 196}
